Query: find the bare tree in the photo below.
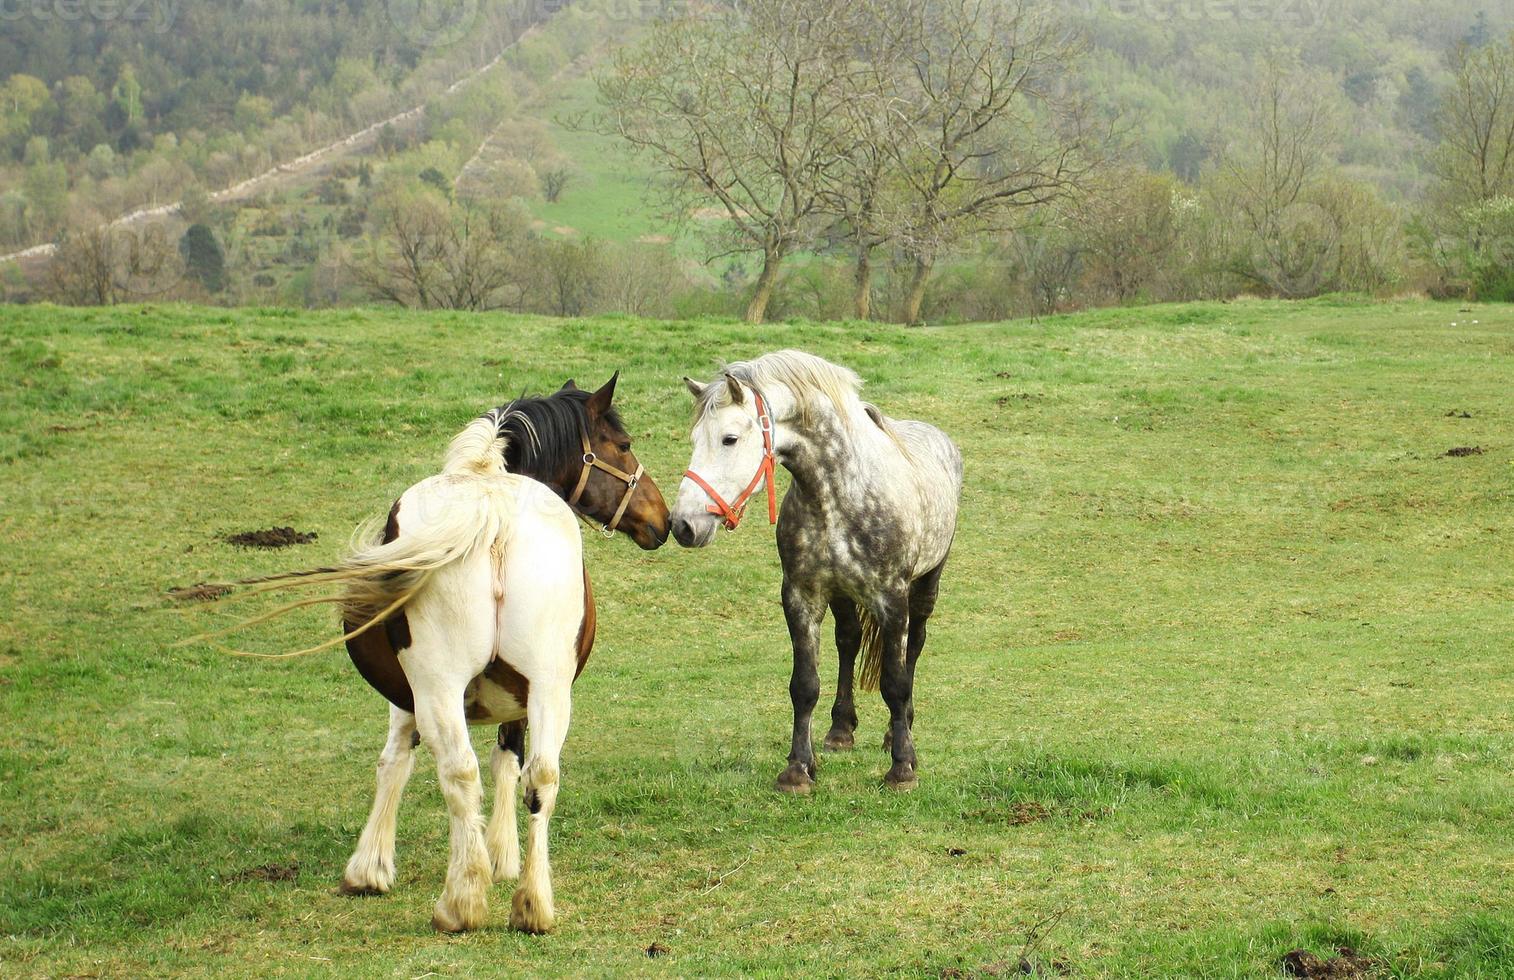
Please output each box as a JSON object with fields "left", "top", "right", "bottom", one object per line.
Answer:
{"left": 1071, "top": 167, "right": 1180, "bottom": 304}
{"left": 1432, "top": 35, "right": 1514, "bottom": 207}
{"left": 1216, "top": 54, "right": 1341, "bottom": 296}
{"left": 540, "top": 165, "right": 573, "bottom": 203}
{"left": 46, "top": 218, "right": 184, "bottom": 305}
{"left": 535, "top": 236, "right": 604, "bottom": 317}
{"left": 821, "top": 0, "right": 917, "bottom": 320}
{"left": 596, "top": 0, "right": 861, "bottom": 323}
{"left": 355, "top": 192, "right": 530, "bottom": 310}
{"left": 883, "top": 0, "right": 1099, "bottom": 324}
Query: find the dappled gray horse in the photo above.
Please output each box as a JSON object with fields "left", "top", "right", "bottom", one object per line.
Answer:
{"left": 672, "top": 350, "right": 962, "bottom": 792}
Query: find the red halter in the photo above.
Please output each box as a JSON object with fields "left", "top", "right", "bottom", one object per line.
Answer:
{"left": 683, "top": 391, "right": 777, "bottom": 531}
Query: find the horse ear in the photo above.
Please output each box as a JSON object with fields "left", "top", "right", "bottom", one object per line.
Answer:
{"left": 683, "top": 376, "right": 706, "bottom": 398}
{"left": 559, "top": 379, "right": 578, "bottom": 391}
{"left": 587, "top": 371, "right": 618, "bottom": 415}
{"left": 723, "top": 373, "right": 745, "bottom": 405}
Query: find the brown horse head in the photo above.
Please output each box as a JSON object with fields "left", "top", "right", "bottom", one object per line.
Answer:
{"left": 502, "top": 374, "right": 669, "bottom": 550}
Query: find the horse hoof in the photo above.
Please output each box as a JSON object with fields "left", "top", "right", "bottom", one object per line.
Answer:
{"left": 510, "top": 889, "right": 555, "bottom": 934}
{"left": 338, "top": 878, "right": 387, "bottom": 897}
{"left": 823, "top": 729, "right": 855, "bottom": 752}
{"left": 431, "top": 908, "right": 477, "bottom": 934}
{"left": 774, "top": 762, "right": 815, "bottom": 794}
{"left": 884, "top": 766, "right": 917, "bottom": 791}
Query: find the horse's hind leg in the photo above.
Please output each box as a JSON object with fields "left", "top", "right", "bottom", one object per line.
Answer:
{"left": 511, "top": 685, "right": 570, "bottom": 934}
{"left": 823, "top": 598, "right": 861, "bottom": 752}
{"left": 487, "top": 720, "right": 525, "bottom": 882}
{"left": 341, "top": 703, "right": 417, "bottom": 896}
{"left": 413, "top": 685, "right": 492, "bottom": 933}
{"left": 875, "top": 588, "right": 917, "bottom": 789}
{"left": 884, "top": 560, "right": 945, "bottom": 754}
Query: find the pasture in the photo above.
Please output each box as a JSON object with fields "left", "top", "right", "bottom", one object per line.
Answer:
{"left": 1, "top": 299, "right": 1511, "bottom": 977}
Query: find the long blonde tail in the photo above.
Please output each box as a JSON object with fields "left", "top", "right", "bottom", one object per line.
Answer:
{"left": 181, "top": 410, "right": 513, "bottom": 658}
{"left": 856, "top": 610, "right": 884, "bottom": 692}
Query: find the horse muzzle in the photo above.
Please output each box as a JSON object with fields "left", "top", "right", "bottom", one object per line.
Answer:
{"left": 670, "top": 515, "right": 716, "bottom": 549}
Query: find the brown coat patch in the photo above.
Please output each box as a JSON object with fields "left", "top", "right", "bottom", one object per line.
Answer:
{"left": 575, "top": 564, "right": 596, "bottom": 680}
{"left": 470, "top": 658, "right": 530, "bottom": 722}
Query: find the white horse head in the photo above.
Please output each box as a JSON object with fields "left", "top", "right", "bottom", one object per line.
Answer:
{"left": 672, "top": 372, "right": 776, "bottom": 548}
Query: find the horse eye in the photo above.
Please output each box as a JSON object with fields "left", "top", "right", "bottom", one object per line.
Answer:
{"left": 618, "top": 443, "right": 631, "bottom": 453}
{"left": 722, "top": 435, "right": 738, "bottom": 447}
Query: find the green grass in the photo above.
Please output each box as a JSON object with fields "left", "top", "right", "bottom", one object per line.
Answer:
{"left": 1, "top": 298, "right": 1512, "bottom": 977}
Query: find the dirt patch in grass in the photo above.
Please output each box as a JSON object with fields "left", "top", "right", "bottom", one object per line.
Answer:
{"left": 645, "top": 942, "right": 669, "bottom": 958}
{"left": 168, "top": 583, "right": 232, "bottom": 602}
{"left": 966, "top": 801, "right": 1052, "bottom": 826}
{"left": 229, "top": 862, "right": 299, "bottom": 883}
{"left": 1281, "top": 947, "right": 1377, "bottom": 978}
{"left": 1441, "top": 446, "right": 1485, "bottom": 458}
{"left": 223, "top": 527, "right": 317, "bottom": 549}
{"left": 1444, "top": 410, "right": 1473, "bottom": 418}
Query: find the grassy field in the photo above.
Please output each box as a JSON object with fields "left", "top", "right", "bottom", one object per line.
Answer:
{"left": 1, "top": 299, "right": 1511, "bottom": 978}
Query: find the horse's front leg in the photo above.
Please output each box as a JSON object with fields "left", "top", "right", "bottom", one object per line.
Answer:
{"left": 823, "top": 597, "right": 861, "bottom": 751}
{"left": 776, "top": 580, "right": 825, "bottom": 794}
{"left": 875, "top": 590, "right": 917, "bottom": 790}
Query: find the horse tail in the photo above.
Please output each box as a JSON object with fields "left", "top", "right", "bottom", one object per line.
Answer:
{"left": 856, "top": 609, "right": 885, "bottom": 692}
{"left": 443, "top": 406, "right": 511, "bottom": 477}
{"left": 181, "top": 411, "right": 516, "bottom": 659}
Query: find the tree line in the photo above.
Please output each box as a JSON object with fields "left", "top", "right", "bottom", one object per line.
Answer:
{"left": 596, "top": 0, "right": 1103, "bottom": 323}
{"left": 12, "top": 2, "right": 1514, "bottom": 318}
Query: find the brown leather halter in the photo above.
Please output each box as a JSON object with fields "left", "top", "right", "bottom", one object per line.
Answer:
{"left": 683, "top": 390, "right": 777, "bottom": 531}
{"left": 567, "top": 420, "right": 644, "bottom": 538}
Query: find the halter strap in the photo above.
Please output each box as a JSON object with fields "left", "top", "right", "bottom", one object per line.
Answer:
{"left": 683, "top": 390, "right": 777, "bottom": 531}
{"left": 567, "top": 423, "right": 644, "bottom": 537}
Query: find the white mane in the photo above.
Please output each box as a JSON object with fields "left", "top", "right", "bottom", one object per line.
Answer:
{"left": 698, "top": 349, "right": 864, "bottom": 429}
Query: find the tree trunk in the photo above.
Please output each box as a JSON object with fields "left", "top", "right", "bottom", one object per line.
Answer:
{"left": 745, "top": 248, "right": 782, "bottom": 323}
{"left": 852, "top": 245, "right": 873, "bottom": 320}
{"left": 901, "top": 254, "right": 933, "bottom": 325}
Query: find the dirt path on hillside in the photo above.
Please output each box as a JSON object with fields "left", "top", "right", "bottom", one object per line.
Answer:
{"left": 0, "top": 26, "right": 541, "bottom": 269}
{"left": 452, "top": 40, "right": 603, "bottom": 199}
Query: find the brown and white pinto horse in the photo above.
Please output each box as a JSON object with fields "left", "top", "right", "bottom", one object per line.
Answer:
{"left": 335, "top": 375, "right": 668, "bottom": 933}
{"left": 202, "top": 376, "right": 667, "bottom": 935}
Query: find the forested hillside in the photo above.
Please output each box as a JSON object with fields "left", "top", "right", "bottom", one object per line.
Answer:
{"left": 2, "top": 0, "right": 1513, "bottom": 319}
{"left": 0, "top": 0, "right": 541, "bottom": 249}
{"left": 1077, "top": 0, "right": 1506, "bottom": 197}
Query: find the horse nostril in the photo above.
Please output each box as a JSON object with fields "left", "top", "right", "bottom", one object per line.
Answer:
{"left": 671, "top": 518, "right": 693, "bottom": 547}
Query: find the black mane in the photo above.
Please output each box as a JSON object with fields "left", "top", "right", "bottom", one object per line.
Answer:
{"left": 494, "top": 388, "right": 624, "bottom": 483}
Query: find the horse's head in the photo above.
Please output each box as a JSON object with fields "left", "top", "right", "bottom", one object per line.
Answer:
{"left": 561, "top": 373, "right": 670, "bottom": 551}
{"left": 671, "top": 372, "right": 776, "bottom": 549}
